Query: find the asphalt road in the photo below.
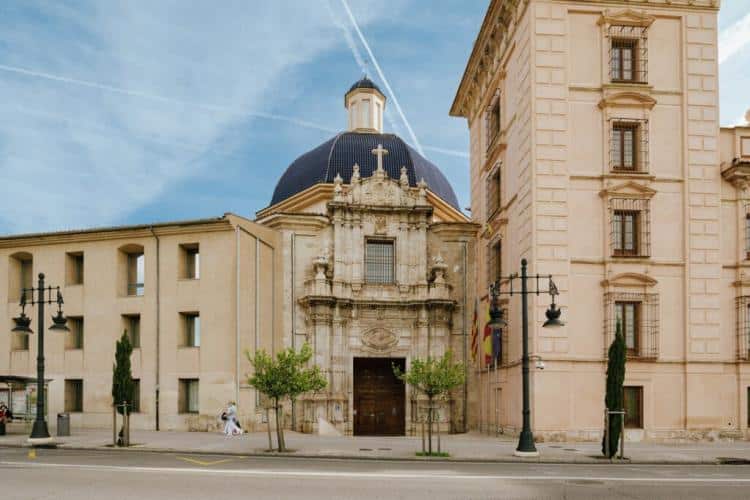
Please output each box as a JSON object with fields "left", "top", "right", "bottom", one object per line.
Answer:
{"left": 1, "top": 447, "right": 750, "bottom": 499}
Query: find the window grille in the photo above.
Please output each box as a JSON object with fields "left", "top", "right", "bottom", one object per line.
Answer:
{"left": 486, "top": 163, "right": 502, "bottom": 219}
{"left": 604, "top": 291, "right": 659, "bottom": 359}
{"left": 745, "top": 207, "right": 750, "bottom": 260}
{"left": 609, "top": 118, "right": 649, "bottom": 173}
{"left": 735, "top": 296, "right": 750, "bottom": 361}
{"left": 365, "top": 240, "right": 395, "bottom": 284}
{"left": 607, "top": 25, "right": 648, "bottom": 84}
{"left": 610, "top": 198, "right": 650, "bottom": 257}
{"left": 486, "top": 239, "right": 502, "bottom": 289}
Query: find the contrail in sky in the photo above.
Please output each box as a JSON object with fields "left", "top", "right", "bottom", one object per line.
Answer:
{"left": 719, "top": 12, "right": 750, "bottom": 65}
{"left": 0, "top": 63, "right": 468, "bottom": 160}
{"left": 339, "top": 0, "right": 424, "bottom": 156}
{"left": 0, "top": 63, "right": 337, "bottom": 133}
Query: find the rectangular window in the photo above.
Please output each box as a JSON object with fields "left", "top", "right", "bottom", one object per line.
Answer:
{"left": 615, "top": 302, "right": 640, "bottom": 355}
{"left": 20, "top": 259, "right": 32, "bottom": 291}
{"left": 132, "top": 379, "right": 141, "bottom": 413}
{"left": 65, "top": 379, "right": 83, "bottom": 412}
{"left": 488, "top": 241, "right": 502, "bottom": 287}
{"left": 489, "top": 100, "right": 501, "bottom": 144}
{"left": 487, "top": 166, "right": 501, "bottom": 218}
{"left": 623, "top": 386, "right": 643, "bottom": 428}
{"left": 181, "top": 312, "right": 200, "bottom": 347}
{"left": 362, "top": 98, "right": 370, "bottom": 127}
{"left": 180, "top": 243, "right": 200, "bottom": 279}
{"left": 179, "top": 379, "right": 199, "bottom": 414}
{"left": 611, "top": 38, "right": 637, "bottom": 82}
{"left": 12, "top": 331, "right": 29, "bottom": 351}
{"left": 66, "top": 317, "right": 84, "bottom": 350}
{"left": 612, "top": 123, "right": 638, "bottom": 171}
{"left": 123, "top": 314, "right": 141, "bottom": 348}
{"left": 127, "top": 253, "right": 145, "bottom": 296}
{"left": 365, "top": 240, "right": 395, "bottom": 284}
{"left": 613, "top": 210, "right": 639, "bottom": 256}
{"left": 66, "top": 252, "right": 84, "bottom": 285}
{"left": 745, "top": 214, "right": 750, "bottom": 260}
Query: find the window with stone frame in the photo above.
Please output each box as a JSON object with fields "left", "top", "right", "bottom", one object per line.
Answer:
{"left": 486, "top": 163, "right": 502, "bottom": 219}
{"left": 623, "top": 386, "right": 643, "bottom": 428}
{"left": 485, "top": 90, "right": 502, "bottom": 152}
{"left": 604, "top": 291, "right": 658, "bottom": 359}
{"left": 487, "top": 239, "right": 502, "bottom": 289}
{"left": 610, "top": 198, "right": 650, "bottom": 258}
{"left": 607, "top": 25, "right": 648, "bottom": 84}
{"left": 64, "top": 379, "right": 83, "bottom": 412}
{"left": 745, "top": 208, "right": 750, "bottom": 260}
{"left": 610, "top": 119, "right": 648, "bottom": 173}
{"left": 365, "top": 239, "right": 395, "bottom": 284}
{"left": 735, "top": 296, "right": 750, "bottom": 361}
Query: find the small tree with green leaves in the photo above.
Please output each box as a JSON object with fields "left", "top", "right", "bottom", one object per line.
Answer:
{"left": 394, "top": 351, "right": 465, "bottom": 456}
{"left": 247, "top": 343, "right": 326, "bottom": 452}
{"left": 112, "top": 331, "right": 135, "bottom": 446}
{"left": 602, "top": 321, "right": 626, "bottom": 458}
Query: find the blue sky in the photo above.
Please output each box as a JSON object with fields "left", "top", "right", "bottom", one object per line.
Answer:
{"left": 0, "top": 1, "right": 748, "bottom": 235}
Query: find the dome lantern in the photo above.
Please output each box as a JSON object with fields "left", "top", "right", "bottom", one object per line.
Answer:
{"left": 345, "top": 77, "right": 386, "bottom": 133}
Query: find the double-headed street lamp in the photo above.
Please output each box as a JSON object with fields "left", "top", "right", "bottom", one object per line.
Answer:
{"left": 11, "top": 273, "right": 68, "bottom": 445}
{"left": 488, "top": 258, "right": 563, "bottom": 457}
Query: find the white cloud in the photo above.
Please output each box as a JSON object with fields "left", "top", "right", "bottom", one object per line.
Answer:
{"left": 719, "top": 11, "right": 750, "bottom": 65}
{"left": 0, "top": 0, "right": 394, "bottom": 233}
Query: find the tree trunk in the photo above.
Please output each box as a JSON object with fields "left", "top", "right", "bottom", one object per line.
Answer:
{"left": 427, "top": 396, "right": 433, "bottom": 455}
{"left": 274, "top": 400, "right": 285, "bottom": 452}
{"left": 265, "top": 407, "right": 273, "bottom": 451}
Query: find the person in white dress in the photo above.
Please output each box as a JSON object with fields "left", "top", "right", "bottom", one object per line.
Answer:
{"left": 222, "top": 401, "right": 242, "bottom": 436}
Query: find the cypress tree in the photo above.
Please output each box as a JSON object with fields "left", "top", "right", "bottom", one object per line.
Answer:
{"left": 602, "top": 321, "right": 626, "bottom": 458}
{"left": 112, "top": 330, "right": 134, "bottom": 445}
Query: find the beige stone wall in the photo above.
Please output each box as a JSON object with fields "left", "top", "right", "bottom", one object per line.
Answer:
{"left": 0, "top": 215, "right": 281, "bottom": 432}
{"left": 455, "top": 0, "right": 748, "bottom": 441}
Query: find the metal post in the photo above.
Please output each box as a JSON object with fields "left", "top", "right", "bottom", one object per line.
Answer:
{"left": 619, "top": 409, "right": 625, "bottom": 460}
{"left": 113, "top": 405, "right": 117, "bottom": 446}
{"left": 30, "top": 274, "right": 50, "bottom": 441}
{"left": 604, "top": 409, "right": 610, "bottom": 459}
{"left": 515, "top": 259, "right": 537, "bottom": 455}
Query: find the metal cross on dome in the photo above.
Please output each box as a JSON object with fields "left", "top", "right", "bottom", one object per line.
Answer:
{"left": 371, "top": 143, "right": 389, "bottom": 172}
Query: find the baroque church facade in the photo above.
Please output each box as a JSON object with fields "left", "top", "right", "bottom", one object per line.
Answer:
{"left": 256, "top": 80, "right": 477, "bottom": 435}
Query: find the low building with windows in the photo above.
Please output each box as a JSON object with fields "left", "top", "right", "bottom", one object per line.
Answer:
{"left": 0, "top": 215, "right": 282, "bottom": 431}
{"left": 0, "top": 79, "right": 477, "bottom": 435}
{"left": 452, "top": 0, "right": 750, "bottom": 441}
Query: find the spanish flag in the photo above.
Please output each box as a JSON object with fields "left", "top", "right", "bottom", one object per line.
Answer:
{"left": 470, "top": 300, "right": 479, "bottom": 364}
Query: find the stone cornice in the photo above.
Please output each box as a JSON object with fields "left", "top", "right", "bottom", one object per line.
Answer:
{"left": 0, "top": 216, "right": 232, "bottom": 249}
{"left": 255, "top": 213, "right": 329, "bottom": 232}
{"left": 599, "top": 180, "right": 657, "bottom": 199}
{"left": 597, "top": 8, "right": 656, "bottom": 27}
{"left": 451, "top": 0, "right": 719, "bottom": 120}
{"left": 598, "top": 91, "right": 657, "bottom": 110}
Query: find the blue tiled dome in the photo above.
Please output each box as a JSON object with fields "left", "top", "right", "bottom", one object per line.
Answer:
{"left": 270, "top": 132, "right": 460, "bottom": 209}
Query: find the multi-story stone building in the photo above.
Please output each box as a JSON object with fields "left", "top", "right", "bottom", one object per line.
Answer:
{"left": 0, "top": 79, "right": 476, "bottom": 435}
{"left": 451, "top": 0, "right": 750, "bottom": 441}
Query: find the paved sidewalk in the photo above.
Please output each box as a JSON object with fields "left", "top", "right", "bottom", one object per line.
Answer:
{"left": 2, "top": 427, "right": 750, "bottom": 464}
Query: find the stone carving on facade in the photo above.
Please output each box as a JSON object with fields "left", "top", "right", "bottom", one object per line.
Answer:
{"left": 399, "top": 166, "right": 409, "bottom": 190}
{"left": 361, "top": 327, "right": 399, "bottom": 353}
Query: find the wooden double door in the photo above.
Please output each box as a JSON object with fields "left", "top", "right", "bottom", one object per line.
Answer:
{"left": 353, "top": 357, "right": 405, "bottom": 436}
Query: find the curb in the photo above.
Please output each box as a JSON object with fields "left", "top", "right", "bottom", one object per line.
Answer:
{"left": 0, "top": 443, "right": 723, "bottom": 465}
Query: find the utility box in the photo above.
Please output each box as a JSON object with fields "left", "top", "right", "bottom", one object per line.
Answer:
{"left": 57, "top": 413, "right": 70, "bottom": 437}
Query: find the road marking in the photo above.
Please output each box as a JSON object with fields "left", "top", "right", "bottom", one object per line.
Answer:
{"left": 27, "top": 450, "right": 36, "bottom": 460}
{"left": 176, "top": 456, "right": 233, "bottom": 466}
{"left": 1, "top": 461, "right": 750, "bottom": 483}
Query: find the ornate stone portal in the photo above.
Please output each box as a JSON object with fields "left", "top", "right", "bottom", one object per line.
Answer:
{"left": 295, "top": 145, "right": 464, "bottom": 435}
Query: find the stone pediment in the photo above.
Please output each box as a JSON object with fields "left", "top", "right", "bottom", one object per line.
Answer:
{"left": 602, "top": 272, "right": 658, "bottom": 289}
{"left": 599, "top": 180, "right": 656, "bottom": 199}
{"left": 332, "top": 161, "right": 429, "bottom": 209}
{"left": 597, "top": 9, "right": 655, "bottom": 28}
{"left": 598, "top": 92, "right": 656, "bottom": 110}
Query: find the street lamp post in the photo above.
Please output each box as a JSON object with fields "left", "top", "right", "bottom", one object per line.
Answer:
{"left": 12, "top": 272, "right": 69, "bottom": 446}
{"left": 488, "top": 258, "right": 563, "bottom": 457}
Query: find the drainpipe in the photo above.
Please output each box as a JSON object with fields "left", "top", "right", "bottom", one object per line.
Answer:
{"left": 462, "top": 240, "right": 468, "bottom": 433}
{"left": 149, "top": 227, "right": 161, "bottom": 431}
{"left": 235, "top": 226, "right": 241, "bottom": 411}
